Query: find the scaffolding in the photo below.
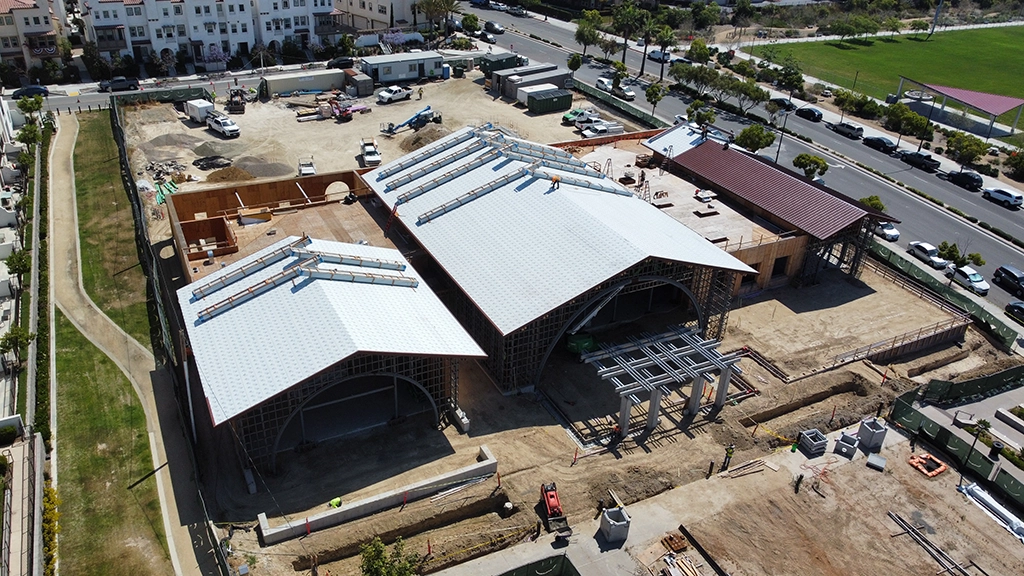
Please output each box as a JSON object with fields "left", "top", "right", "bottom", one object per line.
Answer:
{"left": 230, "top": 353, "right": 459, "bottom": 472}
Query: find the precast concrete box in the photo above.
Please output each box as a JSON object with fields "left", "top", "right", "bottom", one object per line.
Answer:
{"left": 858, "top": 417, "right": 887, "bottom": 452}
{"left": 834, "top": 432, "right": 859, "bottom": 459}
{"left": 799, "top": 429, "right": 827, "bottom": 457}
{"left": 600, "top": 507, "right": 630, "bottom": 542}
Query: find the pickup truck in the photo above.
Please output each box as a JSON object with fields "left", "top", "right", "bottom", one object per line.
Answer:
{"left": 582, "top": 123, "right": 624, "bottom": 138}
{"left": 361, "top": 138, "right": 382, "bottom": 166}
{"left": 562, "top": 108, "right": 599, "bottom": 125}
{"left": 377, "top": 86, "right": 413, "bottom": 103}
{"left": 575, "top": 116, "right": 609, "bottom": 130}
{"left": 898, "top": 151, "right": 941, "bottom": 171}
{"left": 207, "top": 113, "right": 240, "bottom": 138}
{"left": 99, "top": 76, "right": 140, "bottom": 92}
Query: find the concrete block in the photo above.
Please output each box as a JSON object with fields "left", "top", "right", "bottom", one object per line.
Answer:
{"left": 866, "top": 453, "right": 886, "bottom": 471}
{"left": 858, "top": 418, "right": 887, "bottom": 453}
{"left": 452, "top": 406, "right": 471, "bottom": 434}
{"left": 995, "top": 408, "right": 1024, "bottom": 436}
{"left": 799, "top": 429, "right": 827, "bottom": 458}
{"left": 600, "top": 507, "right": 630, "bottom": 543}
{"left": 833, "top": 432, "right": 859, "bottom": 459}
{"left": 257, "top": 445, "right": 499, "bottom": 545}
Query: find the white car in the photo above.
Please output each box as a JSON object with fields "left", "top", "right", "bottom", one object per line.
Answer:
{"left": 982, "top": 187, "right": 1024, "bottom": 208}
{"left": 360, "top": 138, "right": 382, "bottom": 167}
{"left": 945, "top": 264, "right": 990, "bottom": 296}
{"left": 612, "top": 85, "right": 636, "bottom": 101}
{"left": 874, "top": 222, "right": 900, "bottom": 241}
{"left": 907, "top": 241, "right": 949, "bottom": 269}
{"left": 648, "top": 50, "right": 672, "bottom": 63}
{"left": 490, "top": 2, "right": 507, "bottom": 10}
{"left": 596, "top": 77, "right": 613, "bottom": 92}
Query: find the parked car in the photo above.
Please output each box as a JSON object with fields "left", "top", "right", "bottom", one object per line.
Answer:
{"left": 445, "top": 18, "right": 462, "bottom": 32}
{"left": 575, "top": 116, "right": 608, "bottom": 130}
{"left": 596, "top": 77, "right": 613, "bottom": 92}
{"left": 12, "top": 85, "right": 48, "bottom": 98}
{"left": 863, "top": 136, "right": 897, "bottom": 154}
{"left": 947, "top": 170, "right": 984, "bottom": 191}
{"left": 326, "top": 56, "right": 355, "bottom": 69}
{"left": 794, "top": 107, "right": 822, "bottom": 121}
{"left": 769, "top": 97, "right": 797, "bottom": 112}
{"left": 377, "top": 85, "right": 413, "bottom": 103}
{"left": 99, "top": 76, "right": 140, "bottom": 92}
{"left": 481, "top": 32, "right": 497, "bottom": 44}
{"left": 982, "top": 187, "right": 1024, "bottom": 208}
{"left": 945, "top": 264, "right": 990, "bottom": 296}
{"left": 583, "top": 123, "right": 624, "bottom": 138}
{"left": 563, "top": 108, "right": 599, "bottom": 125}
{"left": 899, "top": 151, "right": 941, "bottom": 171}
{"left": 360, "top": 137, "right": 382, "bottom": 167}
{"left": 669, "top": 57, "right": 693, "bottom": 67}
{"left": 485, "top": 21, "right": 504, "bottom": 33}
{"left": 673, "top": 114, "right": 688, "bottom": 125}
{"left": 832, "top": 122, "right": 864, "bottom": 139}
{"left": 490, "top": 2, "right": 508, "bottom": 10}
{"left": 1005, "top": 301, "right": 1024, "bottom": 325}
{"left": 993, "top": 265, "right": 1024, "bottom": 297}
{"left": 874, "top": 222, "right": 900, "bottom": 241}
{"left": 508, "top": 6, "right": 527, "bottom": 16}
{"left": 648, "top": 50, "right": 672, "bottom": 63}
{"left": 907, "top": 241, "right": 949, "bottom": 269}
{"left": 612, "top": 84, "right": 636, "bottom": 101}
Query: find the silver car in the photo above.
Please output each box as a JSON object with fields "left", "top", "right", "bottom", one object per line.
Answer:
{"left": 945, "top": 265, "right": 990, "bottom": 296}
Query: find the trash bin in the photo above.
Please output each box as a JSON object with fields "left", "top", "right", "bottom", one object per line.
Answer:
{"left": 453, "top": 66, "right": 465, "bottom": 78}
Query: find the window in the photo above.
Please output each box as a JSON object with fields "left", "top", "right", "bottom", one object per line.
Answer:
{"left": 195, "top": 6, "right": 201, "bottom": 15}
{"left": 4, "top": 16, "right": 11, "bottom": 25}
{"left": 360, "top": 1, "right": 365, "bottom": 8}
{"left": 217, "top": 5, "right": 223, "bottom": 15}
{"left": 1, "top": 38, "right": 9, "bottom": 49}
{"left": 368, "top": 3, "right": 373, "bottom": 11}
{"left": 283, "top": 0, "right": 289, "bottom": 8}
{"left": 101, "top": 11, "right": 109, "bottom": 19}
{"left": 178, "top": 25, "right": 186, "bottom": 36}
{"left": 231, "top": 24, "right": 237, "bottom": 33}
{"left": 266, "top": 21, "right": 272, "bottom": 31}
{"left": 204, "top": 6, "right": 211, "bottom": 14}
{"left": 23, "top": 17, "right": 29, "bottom": 26}
{"left": 284, "top": 19, "right": 291, "bottom": 29}
{"left": 298, "top": 0, "right": 305, "bottom": 5}
{"left": 163, "top": 8, "right": 169, "bottom": 17}
{"left": 220, "top": 23, "right": 227, "bottom": 33}
{"left": 241, "top": 23, "right": 247, "bottom": 32}
{"left": 174, "top": 6, "right": 183, "bottom": 15}
{"left": 130, "top": 7, "right": 142, "bottom": 16}
{"left": 222, "top": 40, "right": 229, "bottom": 52}
{"left": 205, "top": 23, "right": 215, "bottom": 33}
{"left": 408, "top": 64, "right": 416, "bottom": 72}
{"left": 378, "top": 4, "right": 387, "bottom": 14}
{"left": 239, "top": 4, "right": 245, "bottom": 12}
{"left": 382, "top": 66, "right": 391, "bottom": 75}
{"left": 156, "top": 29, "right": 163, "bottom": 39}
{"left": 273, "top": 2, "right": 278, "bottom": 9}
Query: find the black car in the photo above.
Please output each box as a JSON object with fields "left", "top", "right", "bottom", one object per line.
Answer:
{"left": 769, "top": 97, "right": 797, "bottom": 112}
{"left": 485, "top": 21, "right": 504, "bottom": 33}
{"left": 794, "top": 107, "right": 822, "bottom": 121}
{"left": 948, "top": 170, "right": 983, "bottom": 191}
{"left": 327, "top": 56, "right": 354, "bottom": 69}
{"left": 12, "top": 85, "right": 48, "bottom": 98}
{"left": 899, "top": 151, "right": 941, "bottom": 171}
{"left": 1006, "top": 301, "right": 1024, "bottom": 325}
{"left": 994, "top": 265, "right": 1024, "bottom": 297}
{"left": 863, "top": 136, "right": 897, "bottom": 154}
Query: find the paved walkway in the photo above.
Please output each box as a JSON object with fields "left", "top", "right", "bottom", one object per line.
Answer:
{"left": 48, "top": 114, "right": 220, "bottom": 576}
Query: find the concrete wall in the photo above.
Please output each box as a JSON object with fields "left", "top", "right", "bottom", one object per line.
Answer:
{"left": 257, "top": 445, "right": 498, "bottom": 545}
{"left": 729, "top": 234, "right": 808, "bottom": 291}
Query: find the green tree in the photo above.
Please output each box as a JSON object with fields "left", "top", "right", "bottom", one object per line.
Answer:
{"left": 1006, "top": 151, "right": 1024, "bottom": 179}
{"left": 461, "top": 13, "right": 480, "bottom": 35}
{"left": 687, "top": 38, "right": 710, "bottom": 65}
{"left": 5, "top": 249, "right": 31, "bottom": 277}
{"left": 687, "top": 100, "right": 717, "bottom": 127}
{"left": 732, "top": 77, "right": 769, "bottom": 113}
{"left": 567, "top": 53, "right": 582, "bottom": 76}
{"left": 0, "top": 326, "right": 35, "bottom": 364}
{"left": 882, "top": 17, "right": 902, "bottom": 38}
{"left": 637, "top": 13, "right": 658, "bottom": 77}
{"left": 16, "top": 123, "right": 40, "bottom": 148}
{"left": 611, "top": 60, "right": 628, "bottom": 90}
{"left": 360, "top": 536, "right": 419, "bottom": 576}
{"left": 654, "top": 25, "right": 676, "bottom": 81}
{"left": 575, "top": 23, "right": 601, "bottom": 58}
{"left": 646, "top": 83, "right": 666, "bottom": 115}
{"left": 851, "top": 15, "right": 880, "bottom": 38}
{"left": 672, "top": 63, "right": 719, "bottom": 98}
{"left": 579, "top": 9, "right": 603, "bottom": 30}
{"left": 765, "top": 100, "right": 782, "bottom": 124}
{"left": 776, "top": 59, "right": 803, "bottom": 92}
{"left": 910, "top": 20, "right": 929, "bottom": 38}
{"left": 613, "top": 0, "right": 644, "bottom": 64}
{"left": 418, "top": 0, "right": 460, "bottom": 47}
{"left": 735, "top": 124, "right": 776, "bottom": 153}
{"left": 599, "top": 37, "right": 620, "bottom": 60}
{"left": 692, "top": 1, "right": 721, "bottom": 31}
{"left": 945, "top": 132, "right": 989, "bottom": 170}
{"left": 860, "top": 196, "right": 886, "bottom": 212}
{"left": 793, "top": 153, "right": 828, "bottom": 178}
{"left": 57, "top": 36, "right": 73, "bottom": 64}
{"left": 884, "top": 102, "right": 927, "bottom": 146}
{"left": 733, "top": 0, "right": 754, "bottom": 25}
{"left": 938, "top": 241, "right": 984, "bottom": 268}
{"left": 830, "top": 21, "right": 856, "bottom": 44}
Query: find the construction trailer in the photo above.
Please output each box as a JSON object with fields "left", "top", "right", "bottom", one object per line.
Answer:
{"left": 478, "top": 52, "right": 521, "bottom": 76}
{"left": 490, "top": 62, "right": 556, "bottom": 94}
{"left": 527, "top": 89, "right": 574, "bottom": 114}
{"left": 516, "top": 83, "right": 558, "bottom": 106}
{"left": 259, "top": 69, "right": 348, "bottom": 97}
{"left": 360, "top": 51, "right": 444, "bottom": 84}
{"left": 500, "top": 69, "right": 571, "bottom": 100}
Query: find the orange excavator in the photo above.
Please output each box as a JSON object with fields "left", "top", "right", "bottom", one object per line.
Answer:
{"left": 541, "top": 482, "right": 572, "bottom": 539}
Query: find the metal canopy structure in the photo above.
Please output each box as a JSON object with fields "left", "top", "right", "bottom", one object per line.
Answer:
{"left": 582, "top": 325, "right": 743, "bottom": 437}
{"left": 897, "top": 76, "right": 1024, "bottom": 138}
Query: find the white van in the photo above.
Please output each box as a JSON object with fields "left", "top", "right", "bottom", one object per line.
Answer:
{"left": 833, "top": 122, "right": 864, "bottom": 139}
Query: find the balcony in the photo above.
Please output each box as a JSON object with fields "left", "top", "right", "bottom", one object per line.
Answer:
{"left": 97, "top": 38, "right": 128, "bottom": 51}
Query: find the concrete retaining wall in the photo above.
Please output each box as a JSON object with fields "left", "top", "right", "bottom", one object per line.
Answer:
{"left": 258, "top": 445, "right": 497, "bottom": 545}
{"left": 996, "top": 407, "right": 1024, "bottom": 436}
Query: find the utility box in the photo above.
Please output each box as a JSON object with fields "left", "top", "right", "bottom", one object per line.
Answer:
{"left": 799, "top": 429, "right": 827, "bottom": 458}
{"left": 833, "top": 432, "right": 859, "bottom": 459}
{"left": 858, "top": 418, "right": 887, "bottom": 453}
{"left": 600, "top": 507, "right": 630, "bottom": 542}
{"left": 528, "top": 89, "right": 573, "bottom": 114}
{"left": 185, "top": 99, "right": 214, "bottom": 123}
{"left": 344, "top": 70, "right": 374, "bottom": 97}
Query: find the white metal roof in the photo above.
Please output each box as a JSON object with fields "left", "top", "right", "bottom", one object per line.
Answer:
{"left": 365, "top": 127, "right": 753, "bottom": 337}
{"left": 360, "top": 51, "right": 443, "bottom": 65}
{"left": 643, "top": 121, "right": 734, "bottom": 158}
{"left": 177, "top": 236, "right": 485, "bottom": 426}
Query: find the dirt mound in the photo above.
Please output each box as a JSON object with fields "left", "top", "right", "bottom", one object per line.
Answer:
{"left": 234, "top": 156, "right": 293, "bottom": 178}
{"left": 206, "top": 166, "right": 254, "bottom": 183}
{"left": 193, "top": 141, "right": 230, "bottom": 157}
{"left": 400, "top": 124, "right": 452, "bottom": 152}
{"left": 585, "top": 465, "right": 674, "bottom": 508}
{"left": 148, "top": 133, "right": 204, "bottom": 148}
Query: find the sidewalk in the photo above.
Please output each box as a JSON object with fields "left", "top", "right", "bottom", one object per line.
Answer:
{"left": 436, "top": 422, "right": 909, "bottom": 576}
{"left": 48, "top": 114, "right": 220, "bottom": 575}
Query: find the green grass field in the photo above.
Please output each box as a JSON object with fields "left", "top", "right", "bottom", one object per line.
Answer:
{"left": 55, "top": 309, "right": 170, "bottom": 576}
{"left": 747, "top": 27, "right": 1024, "bottom": 124}
{"left": 73, "top": 113, "right": 153, "bottom": 349}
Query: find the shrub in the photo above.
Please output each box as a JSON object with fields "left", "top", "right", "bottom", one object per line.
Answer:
{"left": 923, "top": 142, "right": 931, "bottom": 150}
{"left": 0, "top": 425, "right": 16, "bottom": 446}
{"left": 0, "top": 453, "right": 7, "bottom": 476}
{"left": 934, "top": 147, "right": 944, "bottom": 155}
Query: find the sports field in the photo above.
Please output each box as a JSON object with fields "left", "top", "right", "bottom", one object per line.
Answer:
{"left": 746, "top": 26, "right": 1024, "bottom": 123}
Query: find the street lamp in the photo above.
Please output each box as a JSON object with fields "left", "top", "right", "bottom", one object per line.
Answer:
{"left": 774, "top": 111, "right": 790, "bottom": 163}
{"left": 917, "top": 94, "right": 937, "bottom": 152}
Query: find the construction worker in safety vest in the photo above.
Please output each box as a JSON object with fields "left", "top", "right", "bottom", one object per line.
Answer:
{"left": 551, "top": 175, "right": 561, "bottom": 189}
{"left": 329, "top": 497, "right": 342, "bottom": 508}
{"left": 724, "top": 443, "right": 735, "bottom": 470}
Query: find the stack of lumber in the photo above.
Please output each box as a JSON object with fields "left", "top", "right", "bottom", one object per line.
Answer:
{"left": 719, "top": 459, "right": 774, "bottom": 479}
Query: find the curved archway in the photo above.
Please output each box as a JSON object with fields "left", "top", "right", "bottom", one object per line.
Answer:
{"left": 532, "top": 276, "right": 706, "bottom": 388}
{"left": 271, "top": 372, "right": 440, "bottom": 461}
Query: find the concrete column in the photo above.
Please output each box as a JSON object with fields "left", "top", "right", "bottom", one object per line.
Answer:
{"left": 618, "top": 395, "right": 631, "bottom": 438}
{"left": 686, "top": 378, "right": 702, "bottom": 415}
{"left": 715, "top": 366, "right": 734, "bottom": 408}
{"left": 896, "top": 77, "right": 905, "bottom": 99}
{"left": 647, "top": 389, "right": 662, "bottom": 430}
{"left": 940, "top": 95, "right": 947, "bottom": 111}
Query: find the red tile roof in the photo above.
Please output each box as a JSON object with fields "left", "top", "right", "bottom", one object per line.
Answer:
{"left": 0, "top": 0, "right": 39, "bottom": 14}
{"left": 672, "top": 141, "right": 868, "bottom": 240}
{"left": 920, "top": 82, "right": 1024, "bottom": 117}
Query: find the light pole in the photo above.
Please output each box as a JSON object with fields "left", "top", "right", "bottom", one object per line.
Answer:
{"left": 917, "top": 95, "right": 937, "bottom": 152}
{"left": 774, "top": 111, "right": 790, "bottom": 163}
{"left": 839, "top": 70, "right": 859, "bottom": 124}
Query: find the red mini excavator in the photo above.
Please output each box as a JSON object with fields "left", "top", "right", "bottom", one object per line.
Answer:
{"left": 541, "top": 482, "right": 572, "bottom": 538}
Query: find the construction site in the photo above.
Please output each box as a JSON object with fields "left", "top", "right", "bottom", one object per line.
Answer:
{"left": 111, "top": 73, "right": 1024, "bottom": 576}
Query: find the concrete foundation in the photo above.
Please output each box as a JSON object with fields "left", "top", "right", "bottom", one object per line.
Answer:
{"left": 257, "top": 446, "right": 498, "bottom": 545}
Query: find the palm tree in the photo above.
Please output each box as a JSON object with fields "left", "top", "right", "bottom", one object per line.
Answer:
{"left": 612, "top": 1, "right": 644, "bottom": 64}
{"left": 637, "top": 14, "right": 658, "bottom": 77}
{"left": 419, "top": 0, "right": 460, "bottom": 48}
{"left": 654, "top": 25, "right": 676, "bottom": 82}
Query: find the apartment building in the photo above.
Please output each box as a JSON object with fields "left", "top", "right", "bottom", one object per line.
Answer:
{"left": 0, "top": 0, "right": 62, "bottom": 71}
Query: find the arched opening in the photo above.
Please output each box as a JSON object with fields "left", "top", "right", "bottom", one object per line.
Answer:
{"left": 272, "top": 373, "right": 439, "bottom": 458}
{"left": 268, "top": 40, "right": 281, "bottom": 54}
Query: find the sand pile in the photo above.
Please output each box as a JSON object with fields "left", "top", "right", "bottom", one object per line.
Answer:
{"left": 207, "top": 166, "right": 255, "bottom": 183}
{"left": 400, "top": 124, "right": 452, "bottom": 152}
{"left": 234, "top": 156, "right": 294, "bottom": 178}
